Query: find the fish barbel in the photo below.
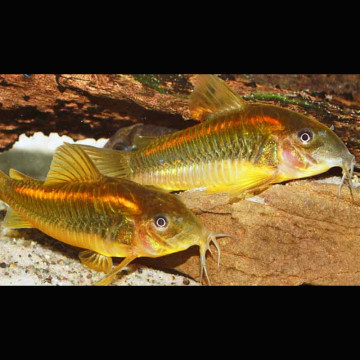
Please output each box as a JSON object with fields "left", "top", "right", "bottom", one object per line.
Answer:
{"left": 76, "top": 75, "right": 357, "bottom": 198}
{"left": 0, "top": 143, "right": 228, "bottom": 285}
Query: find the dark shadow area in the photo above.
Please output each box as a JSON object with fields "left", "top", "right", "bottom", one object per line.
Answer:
{"left": 136, "top": 246, "right": 199, "bottom": 273}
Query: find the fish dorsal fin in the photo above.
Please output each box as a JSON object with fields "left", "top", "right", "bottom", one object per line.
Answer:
{"left": 189, "top": 75, "right": 247, "bottom": 121}
{"left": 76, "top": 144, "right": 132, "bottom": 179}
{"left": 3, "top": 208, "right": 34, "bottom": 229}
{"left": 44, "top": 143, "right": 103, "bottom": 186}
{"left": 9, "top": 169, "right": 35, "bottom": 181}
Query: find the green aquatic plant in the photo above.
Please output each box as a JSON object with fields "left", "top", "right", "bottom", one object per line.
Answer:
{"left": 132, "top": 74, "right": 192, "bottom": 96}
{"left": 132, "top": 74, "right": 168, "bottom": 94}
{"left": 243, "top": 92, "right": 318, "bottom": 109}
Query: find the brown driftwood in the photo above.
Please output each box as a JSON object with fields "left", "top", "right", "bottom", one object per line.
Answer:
{"left": 0, "top": 74, "right": 360, "bottom": 285}
{"left": 1, "top": 74, "right": 359, "bottom": 156}
{"left": 0, "top": 74, "right": 193, "bottom": 150}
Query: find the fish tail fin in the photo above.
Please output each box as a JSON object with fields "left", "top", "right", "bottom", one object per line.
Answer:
{"left": 0, "top": 169, "right": 37, "bottom": 230}
{"left": 73, "top": 144, "right": 133, "bottom": 179}
{"left": 0, "top": 170, "right": 9, "bottom": 200}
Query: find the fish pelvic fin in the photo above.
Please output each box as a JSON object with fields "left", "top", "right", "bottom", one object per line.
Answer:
{"left": 75, "top": 145, "right": 132, "bottom": 179}
{"left": 44, "top": 143, "right": 103, "bottom": 186}
{"left": 79, "top": 250, "right": 113, "bottom": 274}
{"left": 189, "top": 75, "right": 247, "bottom": 122}
{"left": 3, "top": 208, "right": 34, "bottom": 229}
{"left": 93, "top": 255, "right": 137, "bottom": 286}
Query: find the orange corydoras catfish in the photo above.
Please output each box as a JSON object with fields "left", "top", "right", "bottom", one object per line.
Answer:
{"left": 76, "top": 75, "right": 356, "bottom": 198}
{"left": 0, "top": 143, "right": 226, "bottom": 285}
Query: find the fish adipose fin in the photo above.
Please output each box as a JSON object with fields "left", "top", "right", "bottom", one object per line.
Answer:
{"left": 79, "top": 250, "right": 113, "bottom": 274}
{"left": 9, "top": 169, "right": 36, "bottom": 181}
{"left": 3, "top": 208, "right": 34, "bottom": 229}
{"left": 44, "top": 143, "right": 103, "bottom": 186}
{"left": 189, "top": 74, "right": 247, "bottom": 121}
{"left": 74, "top": 144, "right": 132, "bottom": 179}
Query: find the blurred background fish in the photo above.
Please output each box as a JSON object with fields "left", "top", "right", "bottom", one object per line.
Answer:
{"left": 104, "top": 123, "right": 177, "bottom": 151}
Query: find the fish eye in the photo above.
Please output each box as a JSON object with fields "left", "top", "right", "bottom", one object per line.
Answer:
{"left": 297, "top": 128, "right": 314, "bottom": 144}
{"left": 153, "top": 215, "right": 169, "bottom": 230}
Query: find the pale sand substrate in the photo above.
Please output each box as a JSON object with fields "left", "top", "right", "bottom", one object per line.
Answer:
{"left": 0, "top": 230, "right": 198, "bottom": 286}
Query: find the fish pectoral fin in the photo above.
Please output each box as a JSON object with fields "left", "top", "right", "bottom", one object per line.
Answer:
{"left": 144, "top": 185, "right": 172, "bottom": 193}
{"left": 189, "top": 75, "right": 247, "bottom": 122}
{"left": 228, "top": 174, "right": 279, "bottom": 198}
{"left": 76, "top": 145, "right": 132, "bottom": 179}
{"left": 207, "top": 169, "right": 279, "bottom": 198}
{"left": 3, "top": 208, "right": 34, "bottom": 229}
{"left": 79, "top": 250, "right": 113, "bottom": 274}
{"left": 44, "top": 143, "right": 103, "bottom": 186}
{"left": 93, "top": 255, "right": 137, "bottom": 286}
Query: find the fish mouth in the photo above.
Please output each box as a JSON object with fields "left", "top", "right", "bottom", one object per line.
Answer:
{"left": 199, "top": 232, "right": 234, "bottom": 285}
{"left": 338, "top": 153, "right": 356, "bottom": 200}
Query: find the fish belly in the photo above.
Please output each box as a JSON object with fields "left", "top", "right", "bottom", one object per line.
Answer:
{"left": 131, "top": 159, "right": 277, "bottom": 194}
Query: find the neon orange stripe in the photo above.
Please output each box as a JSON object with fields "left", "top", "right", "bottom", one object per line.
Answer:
{"left": 249, "top": 116, "right": 281, "bottom": 127}
{"left": 14, "top": 187, "right": 139, "bottom": 212}
{"left": 142, "top": 115, "right": 281, "bottom": 157}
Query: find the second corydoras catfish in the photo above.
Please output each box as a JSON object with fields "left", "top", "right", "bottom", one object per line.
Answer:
{"left": 77, "top": 75, "right": 356, "bottom": 198}
{"left": 0, "top": 144, "right": 225, "bottom": 285}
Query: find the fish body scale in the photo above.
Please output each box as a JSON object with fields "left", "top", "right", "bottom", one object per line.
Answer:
{"left": 2, "top": 180, "right": 134, "bottom": 257}
{"left": 130, "top": 110, "right": 278, "bottom": 191}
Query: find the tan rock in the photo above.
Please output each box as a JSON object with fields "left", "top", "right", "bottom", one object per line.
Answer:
{"left": 142, "top": 179, "right": 360, "bottom": 285}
